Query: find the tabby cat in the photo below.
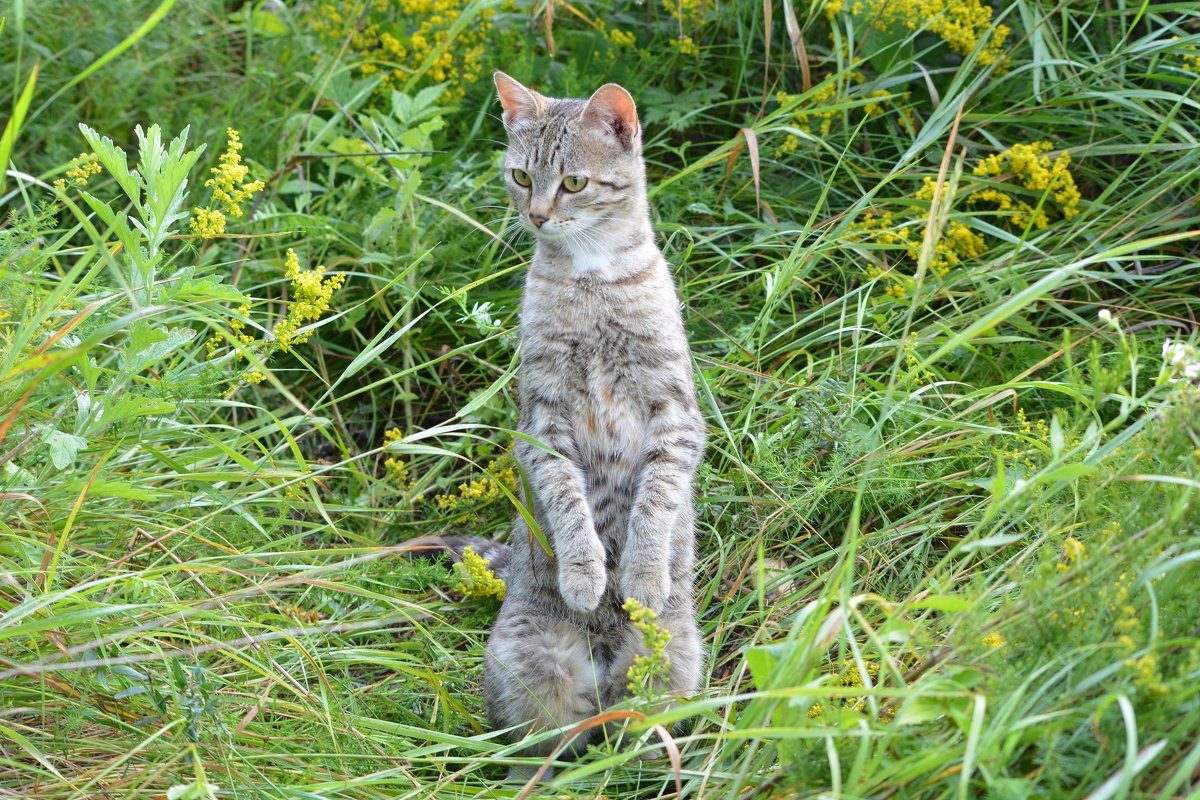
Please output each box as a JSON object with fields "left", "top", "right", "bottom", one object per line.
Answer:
{"left": 411, "top": 73, "right": 706, "bottom": 776}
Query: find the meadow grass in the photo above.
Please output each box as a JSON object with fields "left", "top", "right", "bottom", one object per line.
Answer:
{"left": 1, "top": 1, "right": 1199, "bottom": 798}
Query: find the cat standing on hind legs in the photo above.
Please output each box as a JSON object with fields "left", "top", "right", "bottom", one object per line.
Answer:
{"left": 416, "top": 72, "right": 707, "bottom": 776}
{"left": 484, "top": 71, "right": 707, "bottom": 773}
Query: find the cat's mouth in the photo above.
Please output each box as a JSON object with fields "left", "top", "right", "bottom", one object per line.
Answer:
{"left": 527, "top": 218, "right": 571, "bottom": 239}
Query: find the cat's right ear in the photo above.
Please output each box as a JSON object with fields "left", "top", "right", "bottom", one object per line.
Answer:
{"left": 494, "top": 71, "right": 543, "bottom": 128}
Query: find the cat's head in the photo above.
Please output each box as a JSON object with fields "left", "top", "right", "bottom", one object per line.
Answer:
{"left": 494, "top": 72, "right": 648, "bottom": 252}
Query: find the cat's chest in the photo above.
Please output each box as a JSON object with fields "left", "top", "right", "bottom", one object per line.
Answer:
{"left": 525, "top": 320, "right": 650, "bottom": 462}
{"left": 571, "top": 348, "right": 645, "bottom": 464}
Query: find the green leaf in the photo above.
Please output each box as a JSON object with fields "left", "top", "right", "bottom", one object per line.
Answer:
{"left": 68, "top": 479, "right": 156, "bottom": 502}
{"left": 45, "top": 430, "right": 87, "bottom": 471}
{"left": 123, "top": 326, "right": 196, "bottom": 374}
{"left": 0, "top": 62, "right": 37, "bottom": 195}
{"left": 746, "top": 645, "right": 781, "bottom": 690}
{"left": 163, "top": 269, "right": 249, "bottom": 305}
{"left": 909, "top": 595, "right": 974, "bottom": 613}
{"left": 79, "top": 124, "right": 141, "bottom": 210}
{"left": 249, "top": 8, "right": 289, "bottom": 35}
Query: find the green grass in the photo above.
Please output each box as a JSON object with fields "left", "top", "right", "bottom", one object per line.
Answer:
{"left": 2, "top": 1, "right": 1199, "bottom": 797}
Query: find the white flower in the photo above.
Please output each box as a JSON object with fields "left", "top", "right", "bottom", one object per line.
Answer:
{"left": 1163, "top": 338, "right": 1191, "bottom": 366}
{"left": 1185, "top": 362, "right": 1200, "bottom": 382}
{"left": 1097, "top": 309, "right": 1113, "bottom": 323}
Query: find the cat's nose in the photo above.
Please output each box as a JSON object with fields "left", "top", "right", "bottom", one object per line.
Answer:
{"left": 529, "top": 213, "right": 548, "bottom": 228}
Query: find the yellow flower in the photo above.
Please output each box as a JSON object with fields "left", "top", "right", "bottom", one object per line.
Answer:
{"left": 383, "top": 427, "right": 413, "bottom": 488}
{"left": 192, "top": 128, "right": 263, "bottom": 238}
{"left": 205, "top": 128, "right": 265, "bottom": 219}
{"left": 213, "top": 252, "right": 343, "bottom": 394}
{"left": 667, "top": 0, "right": 710, "bottom": 31}
{"left": 190, "top": 207, "right": 226, "bottom": 239}
{"left": 610, "top": 28, "right": 636, "bottom": 48}
{"left": 305, "top": 0, "right": 496, "bottom": 102}
{"left": 1062, "top": 536, "right": 1085, "bottom": 563}
{"left": 454, "top": 546, "right": 506, "bottom": 602}
{"left": 58, "top": 152, "right": 102, "bottom": 191}
{"left": 432, "top": 455, "right": 517, "bottom": 511}
{"left": 970, "top": 142, "right": 1081, "bottom": 226}
{"left": 672, "top": 35, "right": 700, "bottom": 56}
{"left": 982, "top": 632, "right": 1005, "bottom": 648}
{"left": 623, "top": 598, "right": 673, "bottom": 698}
{"left": 825, "top": 0, "right": 1009, "bottom": 66}
{"left": 777, "top": 79, "right": 909, "bottom": 145}
{"left": 1125, "top": 653, "right": 1167, "bottom": 694}
{"left": 272, "top": 249, "right": 345, "bottom": 353}
{"left": 774, "top": 134, "right": 801, "bottom": 158}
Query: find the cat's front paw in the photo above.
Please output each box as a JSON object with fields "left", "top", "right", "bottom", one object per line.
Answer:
{"left": 619, "top": 561, "right": 670, "bottom": 614}
{"left": 558, "top": 556, "right": 607, "bottom": 613}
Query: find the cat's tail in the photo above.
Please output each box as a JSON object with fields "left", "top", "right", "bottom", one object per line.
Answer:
{"left": 401, "top": 535, "right": 512, "bottom": 577}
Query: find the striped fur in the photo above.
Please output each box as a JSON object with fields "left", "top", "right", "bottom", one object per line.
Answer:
{"left": 467, "top": 73, "right": 707, "bottom": 772}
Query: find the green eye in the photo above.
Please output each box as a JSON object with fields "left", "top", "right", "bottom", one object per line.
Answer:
{"left": 511, "top": 168, "right": 532, "bottom": 187}
{"left": 562, "top": 174, "right": 588, "bottom": 192}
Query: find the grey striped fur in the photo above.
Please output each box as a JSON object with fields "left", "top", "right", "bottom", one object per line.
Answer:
{"left": 435, "top": 74, "right": 706, "bottom": 773}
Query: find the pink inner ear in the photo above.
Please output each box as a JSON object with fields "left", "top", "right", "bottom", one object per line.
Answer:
{"left": 584, "top": 84, "right": 639, "bottom": 146}
{"left": 494, "top": 72, "right": 540, "bottom": 126}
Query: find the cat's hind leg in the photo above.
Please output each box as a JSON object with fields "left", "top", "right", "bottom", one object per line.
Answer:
{"left": 603, "top": 602, "right": 702, "bottom": 705}
{"left": 600, "top": 603, "right": 703, "bottom": 754}
{"left": 484, "top": 610, "right": 604, "bottom": 778}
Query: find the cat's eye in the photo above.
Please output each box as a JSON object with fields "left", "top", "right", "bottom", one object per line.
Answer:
{"left": 511, "top": 168, "right": 532, "bottom": 187}
{"left": 562, "top": 175, "right": 588, "bottom": 192}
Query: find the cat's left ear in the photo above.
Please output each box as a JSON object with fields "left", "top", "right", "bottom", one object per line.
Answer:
{"left": 582, "top": 83, "right": 639, "bottom": 149}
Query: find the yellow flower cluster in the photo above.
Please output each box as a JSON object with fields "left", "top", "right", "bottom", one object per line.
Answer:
{"left": 53, "top": 152, "right": 102, "bottom": 192}
{"left": 808, "top": 659, "right": 894, "bottom": 722}
{"left": 207, "top": 129, "right": 263, "bottom": 219}
{"left": 272, "top": 249, "right": 346, "bottom": 353}
{"left": 306, "top": 0, "right": 496, "bottom": 102}
{"left": 971, "top": 142, "right": 1081, "bottom": 227}
{"left": 667, "top": 0, "right": 710, "bottom": 31}
{"left": 775, "top": 79, "right": 911, "bottom": 155}
{"left": 623, "top": 597, "right": 673, "bottom": 699}
{"left": 190, "top": 207, "right": 226, "bottom": 239}
{"left": 432, "top": 456, "right": 517, "bottom": 511}
{"left": 903, "top": 332, "right": 935, "bottom": 384}
{"left": 453, "top": 546, "right": 506, "bottom": 602}
{"left": 852, "top": 141, "right": 1083, "bottom": 302}
{"left": 777, "top": 76, "right": 854, "bottom": 139}
{"left": 609, "top": 28, "right": 636, "bottom": 48}
{"left": 1062, "top": 536, "right": 1085, "bottom": 563}
{"left": 382, "top": 427, "right": 413, "bottom": 488}
{"left": 205, "top": 302, "right": 255, "bottom": 361}
{"left": 853, "top": 207, "right": 985, "bottom": 299}
{"left": 672, "top": 35, "right": 700, "bottom": 55}
{"left": 1111, "top": 569, "right": 1138, "bottom": 648}
{"left": 1004, "top": 407, "right": 1050, "bottom": 470}
{"left": 191, "top": 129, "right": 264, "bottom": 239}
{"left": 1125, "top": 652, "right": 1167, "bottom": 695}
{"left": 982, "top": 632, "right": 1005, "bottom": 648}
{"left": 825, "top": 0, "right": 1009, "bottom": 66}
